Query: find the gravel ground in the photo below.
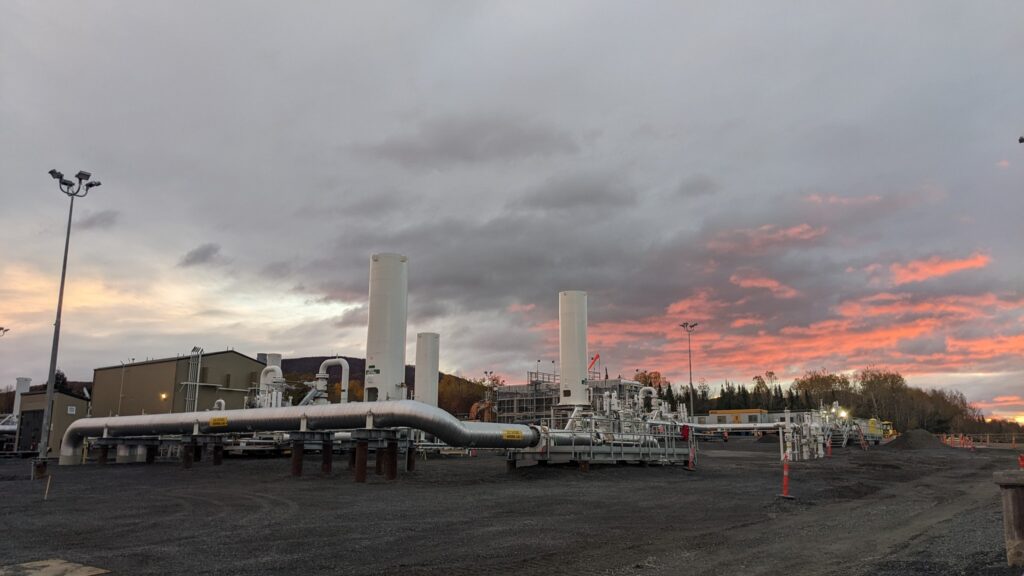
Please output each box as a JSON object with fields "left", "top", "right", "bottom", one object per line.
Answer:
{"left": 0, "top": 439, "right": 1019, "bottom": 575}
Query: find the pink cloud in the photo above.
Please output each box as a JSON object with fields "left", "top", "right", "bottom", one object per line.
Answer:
{"left": 707, "top": 223, "right": 826, "bottom": 254}
{"left": 804, "top": 193, "right": 882, "bottom": 206}
{"left": 730, "top": 316, "right": 764, "bottom": 328}
{"left": 890, "top": 252, "right": 991, "bottom": 285}
{"left": 729, "top": 270, "right": 800, "bottom": 299}
{"left": 996, "top": 159, "right": 1010, "bottom": 169}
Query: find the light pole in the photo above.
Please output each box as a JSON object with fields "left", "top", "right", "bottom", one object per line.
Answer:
{"left": 680, "top": 322, "right": 699, "bottom": 419}
{"left": 117, "top": 358, "right": 134, "bottom": 415}
{"left": 37, "top": 169, "right": 101, "bottom": 468}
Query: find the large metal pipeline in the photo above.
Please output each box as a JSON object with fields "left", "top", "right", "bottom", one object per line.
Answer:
{"left": 58, "top": 400, "right": 539, "bottom": 465}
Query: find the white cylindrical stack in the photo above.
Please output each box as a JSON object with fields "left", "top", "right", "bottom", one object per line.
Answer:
{"left": 265, "top": 354, "right": 282, "bottom": 368}
{"left": 13, "top": 377, "right": 31, "bottom": 416}
{"left": 414, "top": 333, "right": 440, "bottom": 407}
{"left": 365, "top": 253, "right": 409, "bottom": 402}
{"left": 558, "top": 290, "right": 588, "bottom": 406}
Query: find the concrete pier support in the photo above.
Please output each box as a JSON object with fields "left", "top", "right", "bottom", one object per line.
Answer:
{"left": 213, "top": 444, "right": 224, "bottom": 466}
{"left": 193, "top": 444, "right": 203, "bottom": 463}
{"left": 354, "top": 441, "right": 368, "bottom": 483}
{"left": 506, "top": 459, "right": 517, "bottom": 473}
{"left": 98, "top": 445, "right": 109, "bottom": 465}
{"left": 406, "top": 447, "right": 416, "bottom": 472}
{"left": 374, "top": 449, "right": 384, "bottom": 476}
{"left": 385, "top": 441, "right": 398, "bottom": 481}
{"left": 182, "top": 442, "right": 194, "bottom": 469}
{"left": 290, "top": 440, "right": 304, "bottom": 477}
{"left": 995, "top": 471, "right": 1024, "bottom": 567}
{"left": 321, "top": 440, "right": 333, "bottom": 475}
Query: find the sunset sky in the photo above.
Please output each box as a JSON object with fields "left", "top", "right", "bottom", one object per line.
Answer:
{"left": 1, "top": 2, "right": 1022, "bottom": 422}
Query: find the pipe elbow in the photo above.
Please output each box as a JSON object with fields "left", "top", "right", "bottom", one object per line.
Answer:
{"left": 260, "top": 365, "right": 283, "bottom": 384}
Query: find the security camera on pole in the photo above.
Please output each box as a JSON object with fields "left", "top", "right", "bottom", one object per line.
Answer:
{"left": 35, "top": 169, "right": 101, "bottom": 478}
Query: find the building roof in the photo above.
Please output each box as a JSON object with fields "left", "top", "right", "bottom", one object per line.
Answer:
{"left": 22, "top": 388, "right": 90, "bottom": 402}
{"left": 94, "top": 349, "right": 265, "bottom": 372}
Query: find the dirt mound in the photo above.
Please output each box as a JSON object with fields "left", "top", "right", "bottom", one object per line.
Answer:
{"left": 882, "top": 429, "right": 948, "bottom": 450}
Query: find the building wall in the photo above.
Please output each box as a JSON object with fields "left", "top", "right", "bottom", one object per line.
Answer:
{"left": 92, "top": 360, "right": 178, "bottom": 417}
{"left": 171, "top": 353, "right": 261, "bottom": 411}
{"left": 93, "top": 352, "right": 263, "bottom": 416}
{"left": 18, "top": 391, "right": 89, "bottom": 456}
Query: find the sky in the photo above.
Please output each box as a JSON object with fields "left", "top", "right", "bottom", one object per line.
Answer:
{"left": 1, "top": 2, "right": 1022, "bottom": 422}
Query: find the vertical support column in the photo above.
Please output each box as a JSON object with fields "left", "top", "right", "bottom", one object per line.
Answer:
{"left": 375, "top": 448, "right": 384, "bottom": 476}
{"left": 406, "top": 446, "right": 417, "bottom": 472}
{"left": 385, "top": 441, "right": 398, "bottom": 480}
{"left": 321, "top": 438, "right": 333, "bottom": 475}
{"left": 213, "top": 444, "right": 224, "bottom": 466}
{"left": 98, "top": 445, "right": 109, "bottom": 465}
{"left": 145, "top": 445, "right": 157, "bottom": 464}
{"left": 182, "top": 441, "right": 194, "bottom": 469}
{"left": 291, "top": 439, "right": 304, "bottom": 477}
{"left": 506, "top": 458, "right": 517, "bottom": 473}
{"left": 354, "top": 441, "right": 368, "bottom": 483}
{"left": 348, "top": 448, "right": 356, "bottom": 470}
{"left": 194, "top": 443, "right": 203, "bottom": 463}
{"left": 995, "top": 471, "right": 1024, "bottom": 567}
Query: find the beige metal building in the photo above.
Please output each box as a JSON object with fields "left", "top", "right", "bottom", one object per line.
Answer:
{"left": 17, "top": 389, "right": 90, "bottom": 455}
{"left": 91, "top": 350, "right": 265, "bottom": 417}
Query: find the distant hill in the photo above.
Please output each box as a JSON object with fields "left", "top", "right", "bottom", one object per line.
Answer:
{"left": 280, "top": 356, "right": 485, "bottom": 415}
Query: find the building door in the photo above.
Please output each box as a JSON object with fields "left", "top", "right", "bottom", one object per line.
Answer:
{"left": 17, "top": 409, "right": 43, "bottom": 452}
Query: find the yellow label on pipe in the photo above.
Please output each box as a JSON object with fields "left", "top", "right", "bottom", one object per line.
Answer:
{"left": 502, "top": 429, "right": 523, "bottom": 440}
{"left": 209, "top": 417, "right": 229, "bottom": 428}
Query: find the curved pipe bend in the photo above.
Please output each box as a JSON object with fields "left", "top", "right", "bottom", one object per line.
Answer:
{"left": 59, "top": 400, "right": 539, "bottom": 465}
{"left": 316, "top": 357, "right": 350, "bottom": 403}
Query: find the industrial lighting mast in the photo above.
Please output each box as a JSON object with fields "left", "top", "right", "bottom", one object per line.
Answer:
{"left": 37, "top": 169, "right": 101, "bottom": 470}
{"left": 679, "top": 322, "right": 699, "bottom": 419}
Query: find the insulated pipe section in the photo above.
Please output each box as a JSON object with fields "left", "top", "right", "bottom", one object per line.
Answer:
{"left": 558, "top": 291, "right": 588, "bottom": 406}
{"left": 260, "top": 365, "right": 283, "bottom": 386}
{"left": 637, "top": 386, "right": 657, "bottom": 410}
{"left": 59, "top": 400, "right": 539, "bottom": 465}
{"left": 414, "top": 333, "right": 440, "bottom": 407}
{"left": 316, "top": 357, "right": 350, "bottom": 403}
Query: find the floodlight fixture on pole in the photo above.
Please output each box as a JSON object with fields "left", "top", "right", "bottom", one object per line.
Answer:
{"left": 679, "top": 322, "right": 699, "bottom": 419}
{"left": 37, "top": 168, "right": 102, "bottom": 470}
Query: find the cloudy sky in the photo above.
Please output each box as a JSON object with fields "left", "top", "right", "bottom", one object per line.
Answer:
{"left": 2, "top": 2, "right": 1022, "bottom": 421}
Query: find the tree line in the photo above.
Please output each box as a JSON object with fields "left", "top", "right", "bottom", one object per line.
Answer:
{"left": 639, "top": 367, "right": 1022, "bottom": 435}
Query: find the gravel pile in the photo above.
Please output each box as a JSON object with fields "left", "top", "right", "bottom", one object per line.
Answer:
{"left": 883, "top": 428, "right": 948, "bottom": 450}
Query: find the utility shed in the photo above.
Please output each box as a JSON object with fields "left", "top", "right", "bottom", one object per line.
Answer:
{"left": 91, "top": 350, "right": 265, "bottom": 417}
{"left": 17, "top": 389, "right": 90, "bottom": 456}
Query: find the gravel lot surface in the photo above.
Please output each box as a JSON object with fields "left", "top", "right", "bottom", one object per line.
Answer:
{"left": 1, "top": 438, "right": 1019, "bottom": 575}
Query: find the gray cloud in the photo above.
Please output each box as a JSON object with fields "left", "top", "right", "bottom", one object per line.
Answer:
{"left": 511, "top": 172, "right": 637, "bottom": 212}
{"left": 898, "top": 335, "right": 948, "bottom": 357}
{"left": 76, "top": 209, "right": 120, "bottom": 230}
{"left": 2, "top": 2, "right": 1022, "bottom": 410}
{"left": 355, "top": 116, "right": 579, "bottom": 167}
{"left": 676, "top": 175, "right": 719, "bottom": 198}
{"left": 178, "top": 243, "right": 223, "bottom": 267}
